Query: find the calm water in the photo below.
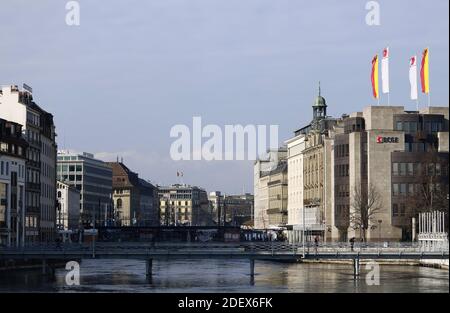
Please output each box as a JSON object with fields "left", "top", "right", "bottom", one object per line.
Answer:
{"left": 0, "top": 259, "right": 448, "bottom": 293}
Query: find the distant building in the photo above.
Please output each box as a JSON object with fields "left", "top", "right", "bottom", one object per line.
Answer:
{"left": 107, "top": 162, "right": 159, "bottom": 226}
{"left": 208, "top": 192, "right": 254, "bottom": 227}
{"left": 253, "top": 148, "right": 288, "bottom": 229}
{"left": 1, "top": 85, "right": 57, "bottom": 243}
{"left": 222, "top": 193, "right": 254, "bottom": 227}
{"left": 0, "top": 119, "right": 27, "bottom": 247}
{"left": 56, "top": 151, "right": 112, "bottom": 228}
{"left": 56, "top": 180, "right": 80, "bottom": 230}
{"left": 208, "top": 191, "right": 223, "bottom": 225}
{"left": 159, "top": 184, "right": 210, "bottom": 226}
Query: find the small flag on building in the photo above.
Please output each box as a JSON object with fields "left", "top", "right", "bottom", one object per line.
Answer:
{"left": 409, "top": 56, "right": 418, "bottom": 101}
{"left": 381, "top": 47, "right": 390, "bottom": 94}
{"left": 420, "top": 48, "right": 430, "bottom": 94}
{"left": 371, "top": 54, "right": 379, "bottom": 99}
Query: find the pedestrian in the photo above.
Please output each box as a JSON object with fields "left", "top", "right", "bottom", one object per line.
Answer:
{"left": 349, "top": 237, "right": 355, "bottom": 252}
{"left": 314, "top": 236, "right": 319, "bottom": 253}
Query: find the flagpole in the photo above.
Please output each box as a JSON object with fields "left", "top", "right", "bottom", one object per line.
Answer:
{"left": 427, "top": 47, "right": 431, "bottom": 107}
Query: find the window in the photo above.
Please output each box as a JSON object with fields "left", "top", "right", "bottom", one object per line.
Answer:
{"left": 400, "top": 203, "right": 406, "bottom": 216}
{"left": 436, "top": 163, "right": 441, "bottom": 176}
{"left": 408, "top": 184, "right": 414, "bottom": 196}
{"left": 393, "top": 184, "right": 399, "bottom": 196}
{"left": 0, "top": 142, "right": 8, "bottom": 152}
{"left": 116, "top": 198, "right": 122, "bottom": 209}
{"left": 407, "top": 163, "right": 414, "bottom": 176}
{"left": 396, "top": 122, "right": 402, "bottom": 131}
{"left": 400, "top": 183, "right": 407, "bottom": 195}
{"left": 392, "top": 163, "right": 399, "bottom": 176}
{"left": 399, "top": 163, "right": 407, "bottom": 176}
{"left": 393, "top": 203, "right": 399, "bottom": 216}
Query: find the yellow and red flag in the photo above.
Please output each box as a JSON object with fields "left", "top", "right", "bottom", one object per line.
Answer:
{"left": 371, "top": 55, "right": 379, "bottom": 99}
{"left": 420, "top": 48, "right": 429, "bottom": 93}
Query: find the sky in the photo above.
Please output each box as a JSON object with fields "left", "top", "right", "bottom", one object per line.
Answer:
{"left": 1, "top": 0, "right": 448, "bottom": 194}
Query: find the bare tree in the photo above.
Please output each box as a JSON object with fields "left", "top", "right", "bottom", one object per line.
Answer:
{"left": 350, "top": 182, "right": 383, "bottom": 242}
{"left": 406, "top": 152, "right": 449, "bottom": 216}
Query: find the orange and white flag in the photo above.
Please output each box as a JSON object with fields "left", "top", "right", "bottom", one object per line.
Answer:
{"left": 371, "top": 54, "right": 379, "bottom": 99}
{"left": 420, "top": 48, "right": 430, "bottom": 94}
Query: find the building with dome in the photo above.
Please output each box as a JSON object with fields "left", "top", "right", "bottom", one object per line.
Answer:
{"left": 285, "top": 84, "right": 339, "bottom": 242}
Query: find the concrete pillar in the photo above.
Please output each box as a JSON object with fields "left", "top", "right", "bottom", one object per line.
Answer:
{"left": 146, "top": 259, "right": 153, "bottom": 277}
{"left": 412, "top": 217, "right": 416, "bottom": 242}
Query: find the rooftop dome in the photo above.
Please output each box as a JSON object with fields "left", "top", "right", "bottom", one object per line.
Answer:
{"left": 313, "top": 82, "right": 327, "bottom": 107}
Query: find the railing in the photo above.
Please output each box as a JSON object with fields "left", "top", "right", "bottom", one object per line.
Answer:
{"left": 1, "top": 241, "right": 448, "bottom": 254}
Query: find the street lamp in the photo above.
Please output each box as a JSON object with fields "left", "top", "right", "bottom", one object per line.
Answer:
{"left": 378, "top": 220, "right": 382, "bottom": 244}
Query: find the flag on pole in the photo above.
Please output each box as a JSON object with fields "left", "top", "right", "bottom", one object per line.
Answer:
{"left": 420, "top": 48, "right": 429, "bottom": 93}
{"left": 409, "top": 56, "right": 418, "bottom": 100}
{"left": 371, "top": 55, "right": 379, "bottom": 99}
{"left": 381, "top": 47, "right": 390, "bottom": 94}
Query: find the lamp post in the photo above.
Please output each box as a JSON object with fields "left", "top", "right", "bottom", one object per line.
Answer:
{"left": 378, "top": 220, "right": 382, "bottom": 245}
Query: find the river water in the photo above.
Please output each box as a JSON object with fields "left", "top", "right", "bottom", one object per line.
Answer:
{"left": 0, "top": 259, "right": 448, "bottom": 293}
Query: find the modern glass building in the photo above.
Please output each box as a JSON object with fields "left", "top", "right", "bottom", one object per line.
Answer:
{"left": 56, "top": 151, "right": 112, "bottom": 228}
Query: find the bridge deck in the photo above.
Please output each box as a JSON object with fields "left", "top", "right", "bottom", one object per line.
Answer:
{"left": 1, "top": 243, "right": 448, "bottom": 261}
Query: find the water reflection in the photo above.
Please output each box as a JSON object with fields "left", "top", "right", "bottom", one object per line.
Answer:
{"left": 0, "top": 259, "right": 447, "bottom": 293}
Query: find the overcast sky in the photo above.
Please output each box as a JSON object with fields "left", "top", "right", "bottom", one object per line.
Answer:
{"left": 1, "top": 0, "right": 448, "bottom": 194}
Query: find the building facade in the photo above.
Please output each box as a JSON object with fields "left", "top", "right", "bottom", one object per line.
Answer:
{"left": 253, "top": 148, "right": 288, "bottom": 229}
{"left": 1, "top": 85, "right": 57, "bottom": 243}
{"left": 107, "top": 162, "right": 159, "bottom": 227}
{"left": 285, "top": 87, "right": 338, "bottom": 242}
{"left": 56, "top": 180, "right": 80, "bottom": 231}
{"left": 56, "top": 151, "right": 112, "bottom": 228}
{"left": 0, "top": 119, "right": 27, "bottom": 246}
{"left": 159, "top": 184, "right": 210, "bottom": 226}
{"left": 208, "top": 192, "right": 254, "bottom": 227}
{"left": 329, "top": 106, "right": 449, "bottom": 241}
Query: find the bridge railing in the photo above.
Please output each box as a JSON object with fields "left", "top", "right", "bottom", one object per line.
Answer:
{"left": 1, "top": 241, "right": 448, "bottom": 255}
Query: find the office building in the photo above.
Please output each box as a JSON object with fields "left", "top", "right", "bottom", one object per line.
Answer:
{"left": 57, "top": 151, "right": 112, "bottom": 228}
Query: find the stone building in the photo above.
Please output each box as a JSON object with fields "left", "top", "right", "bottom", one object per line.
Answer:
{"left": 1, "top": 85, "right": 57, "bottom": 243}
{"left": 329, "top": 105, "right": 449, "bottom": 241}
{"left": 253, "top": 148, "right": 287, "bottom": 229}
{"left": 107, "top": 162, "right": 159, "bottom": 226}
{"left": 159, "top": 184, "right": 210, "bottom": 226}
{"left": 285, "top": 86, "right": 338, "bottom": 241}
{"left": 0, "top": 119, "right": 27, "bottom": 247}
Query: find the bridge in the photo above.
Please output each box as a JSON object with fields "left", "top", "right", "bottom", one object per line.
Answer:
{"left": 1, "top": 242, "right": 448, "bottom": 280}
